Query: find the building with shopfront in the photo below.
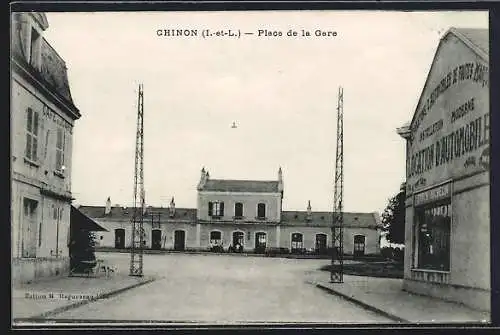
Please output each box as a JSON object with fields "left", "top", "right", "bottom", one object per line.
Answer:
{"left": 397, "top": 28, "right": 490, "bottom": 311}
{"left": 79, "top": 168, "right": 381, "bottom": 256}
{"left": 11, "top": 12, "right": 81, "bottom": 283}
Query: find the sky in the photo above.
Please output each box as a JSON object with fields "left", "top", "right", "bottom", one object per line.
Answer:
{"left": 42, "top": 10, "right": 488, "bottom": 214}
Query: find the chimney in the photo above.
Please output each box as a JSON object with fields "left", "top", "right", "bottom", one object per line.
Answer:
{"left": 278, "top": 167, "right": 283, "bottom": 193}
{"left": 197, "top": 167, "right": 208, "bottom": 190}
{"left": 169, "top": 197, "right": 176, "bottom": 218}
{"left": 104, "top": 197, "right": 111, "bottom": 215}
{"left": 306, "top": 200, "right": 312, "bottom": 221}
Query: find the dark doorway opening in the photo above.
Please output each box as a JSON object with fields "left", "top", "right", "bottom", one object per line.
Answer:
{"left": 152, "top": 229, "right": 162, "bottom": 250}
{"left": 174, "top": 230, "right": 186, "bottom": 251}
{"left": 354, "top": 235, "right": 366, "bottom": 257}
{"left": 115, "top": 228, "right": 125, "bottom": 249}
{"left": 291, "top": 233, "right": 304, "bottom": 254}
{"left": 232, "top": 231, "right": 244, "bottom": 252}
{"left": 255, "top": 232, "right": 266, "bottom": 253}
{"left": 315, "top": 234, "right": 328, "bottom": 255}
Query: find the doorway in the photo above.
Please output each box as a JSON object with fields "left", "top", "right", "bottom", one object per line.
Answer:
{"left": 174, "top": 230, "right": 186, "bottom": 251}
{"left": 353, "top": 235, "right": 366, "bottom": 257}
{"left": 291, "top": 233, "right": 304, "bottom": 254}
{"left": 315, "top": 233, "right": 327, "bottom": 255}
{"left": 232, "top": 231, "right": 244, "bottom": 252}
{"left": 152, "top": 229, "right": 162, "bottom": 250}
{"left": 255, "top": 232, "right": 266, "bottom": 253}
{"left": 115, "top": 229, "right": 125, "bottom": 249}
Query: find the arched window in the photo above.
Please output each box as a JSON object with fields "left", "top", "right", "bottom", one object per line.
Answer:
{"left": 257, "top": 203, "right": 266, "bottom": 219}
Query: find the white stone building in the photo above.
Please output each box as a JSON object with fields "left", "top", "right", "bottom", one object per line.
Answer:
{"left": 11, "top": 12, "right": 81, "bottom": 284}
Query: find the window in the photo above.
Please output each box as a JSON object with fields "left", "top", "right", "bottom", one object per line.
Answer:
{"left": 414, "top": 202, "right": 451, "bottom": 271}
{"left": 234, "top": 202, "right": 243, "bottom": 218}
{"left": 25, "top": 108, "right": 39, "bottom": 161}
{"left": 55, "top": 127, "right": 66, "bottom": 172}
{"left": 210, "top": 231, "right": 222, "bottom": 245}
{"left": 208, "top": 201, "right": 224, "bottom": 217}
{"left": 22, "top": 198, "right": 38, "bottom": 258}
{"left": 257, "top": 203, "right": 266, "bottom": 219}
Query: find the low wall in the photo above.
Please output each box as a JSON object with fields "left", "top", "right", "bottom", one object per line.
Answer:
{"left": 402, "top": 278, "right": 490, "bottom": 312}
{"left": 12, "top": 257, "right": 70, "bottom": 285}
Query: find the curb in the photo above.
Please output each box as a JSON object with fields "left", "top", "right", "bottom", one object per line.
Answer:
{"left": 28, "top": 276, "right": 157, "bottom": 319}
{"left": 313, "top": 282, "right": 409, "bottom": 323}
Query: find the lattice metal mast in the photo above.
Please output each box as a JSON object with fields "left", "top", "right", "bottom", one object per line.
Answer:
{"left": 129, "top": 84, "right": 145, "bottom": 277}
{"left": 330, "top": 86, "right": 344, "bottom": 283}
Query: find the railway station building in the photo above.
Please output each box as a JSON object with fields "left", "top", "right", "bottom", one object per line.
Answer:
{"left": 79, "top": 168, "right": 381, "bottom": 256}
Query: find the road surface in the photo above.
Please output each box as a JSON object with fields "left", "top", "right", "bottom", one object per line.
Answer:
{"left": 53, "top": 252, "right": 391, "bottom": 323}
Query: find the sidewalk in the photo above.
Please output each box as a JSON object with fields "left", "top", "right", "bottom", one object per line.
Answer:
{"left": 12, "top": 273, "right": 157, "bottom": 321}
{"left": 306, "top": 271, "right": 490, "bottom": 324}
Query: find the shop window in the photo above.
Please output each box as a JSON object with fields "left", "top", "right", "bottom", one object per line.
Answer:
{"left": 414, "top": 202, "right": 451, "bottom": 271}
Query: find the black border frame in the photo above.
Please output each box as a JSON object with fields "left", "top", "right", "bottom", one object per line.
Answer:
{"left": 6, "top": 0, "right": 500, "bottom": 332}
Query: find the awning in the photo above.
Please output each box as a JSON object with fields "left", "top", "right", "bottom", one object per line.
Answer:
{"left": 71, "top": 205, "right": 108, "bottom": 232}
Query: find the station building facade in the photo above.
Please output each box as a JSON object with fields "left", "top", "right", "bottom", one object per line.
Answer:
{"left": 79, "top": 168, "right": 381, "bottom": 256}
{"left": 397, "top": 28, "right": 490, "bottom": 311}
{"left": 11, "top": 13, "right": 81, "bottom": 284}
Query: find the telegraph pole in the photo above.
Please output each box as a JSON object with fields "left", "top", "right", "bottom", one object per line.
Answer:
{"left": 129, "top": 84, "right": 145, "bottom": 277}
{"left": 331, "top": 86, "right": 344, "bottom": 283}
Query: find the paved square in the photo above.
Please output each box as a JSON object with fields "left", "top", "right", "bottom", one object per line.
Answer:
{"left": 45, "top": 252, "right": 392, "bottom": 323}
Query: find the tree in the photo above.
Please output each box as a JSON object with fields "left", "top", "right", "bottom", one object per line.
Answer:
{"left": 381, "top": 188, "right": 406, "bottom": 244}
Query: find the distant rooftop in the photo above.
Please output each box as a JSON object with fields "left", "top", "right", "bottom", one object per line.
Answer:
{"left": 200, "top": 179, "right": 280, "bottom": 193}
{"left": 78, "top": 206, "right": 197, "bottom": 221}
{"left": 281, "top": 211, "right": 379, "bottom": 228}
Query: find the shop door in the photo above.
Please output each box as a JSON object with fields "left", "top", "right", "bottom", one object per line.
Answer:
{"left": 255, "top": 232, "right": 267, "bottom": 253}
{"left": 115, "top": 229, "right": 125, "bottom": 249}
{"left": 174, "top": 230, "right": 185, "bottom": 251}
{"left": 152, "top": 229, "right": 162, "bottom": 250}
